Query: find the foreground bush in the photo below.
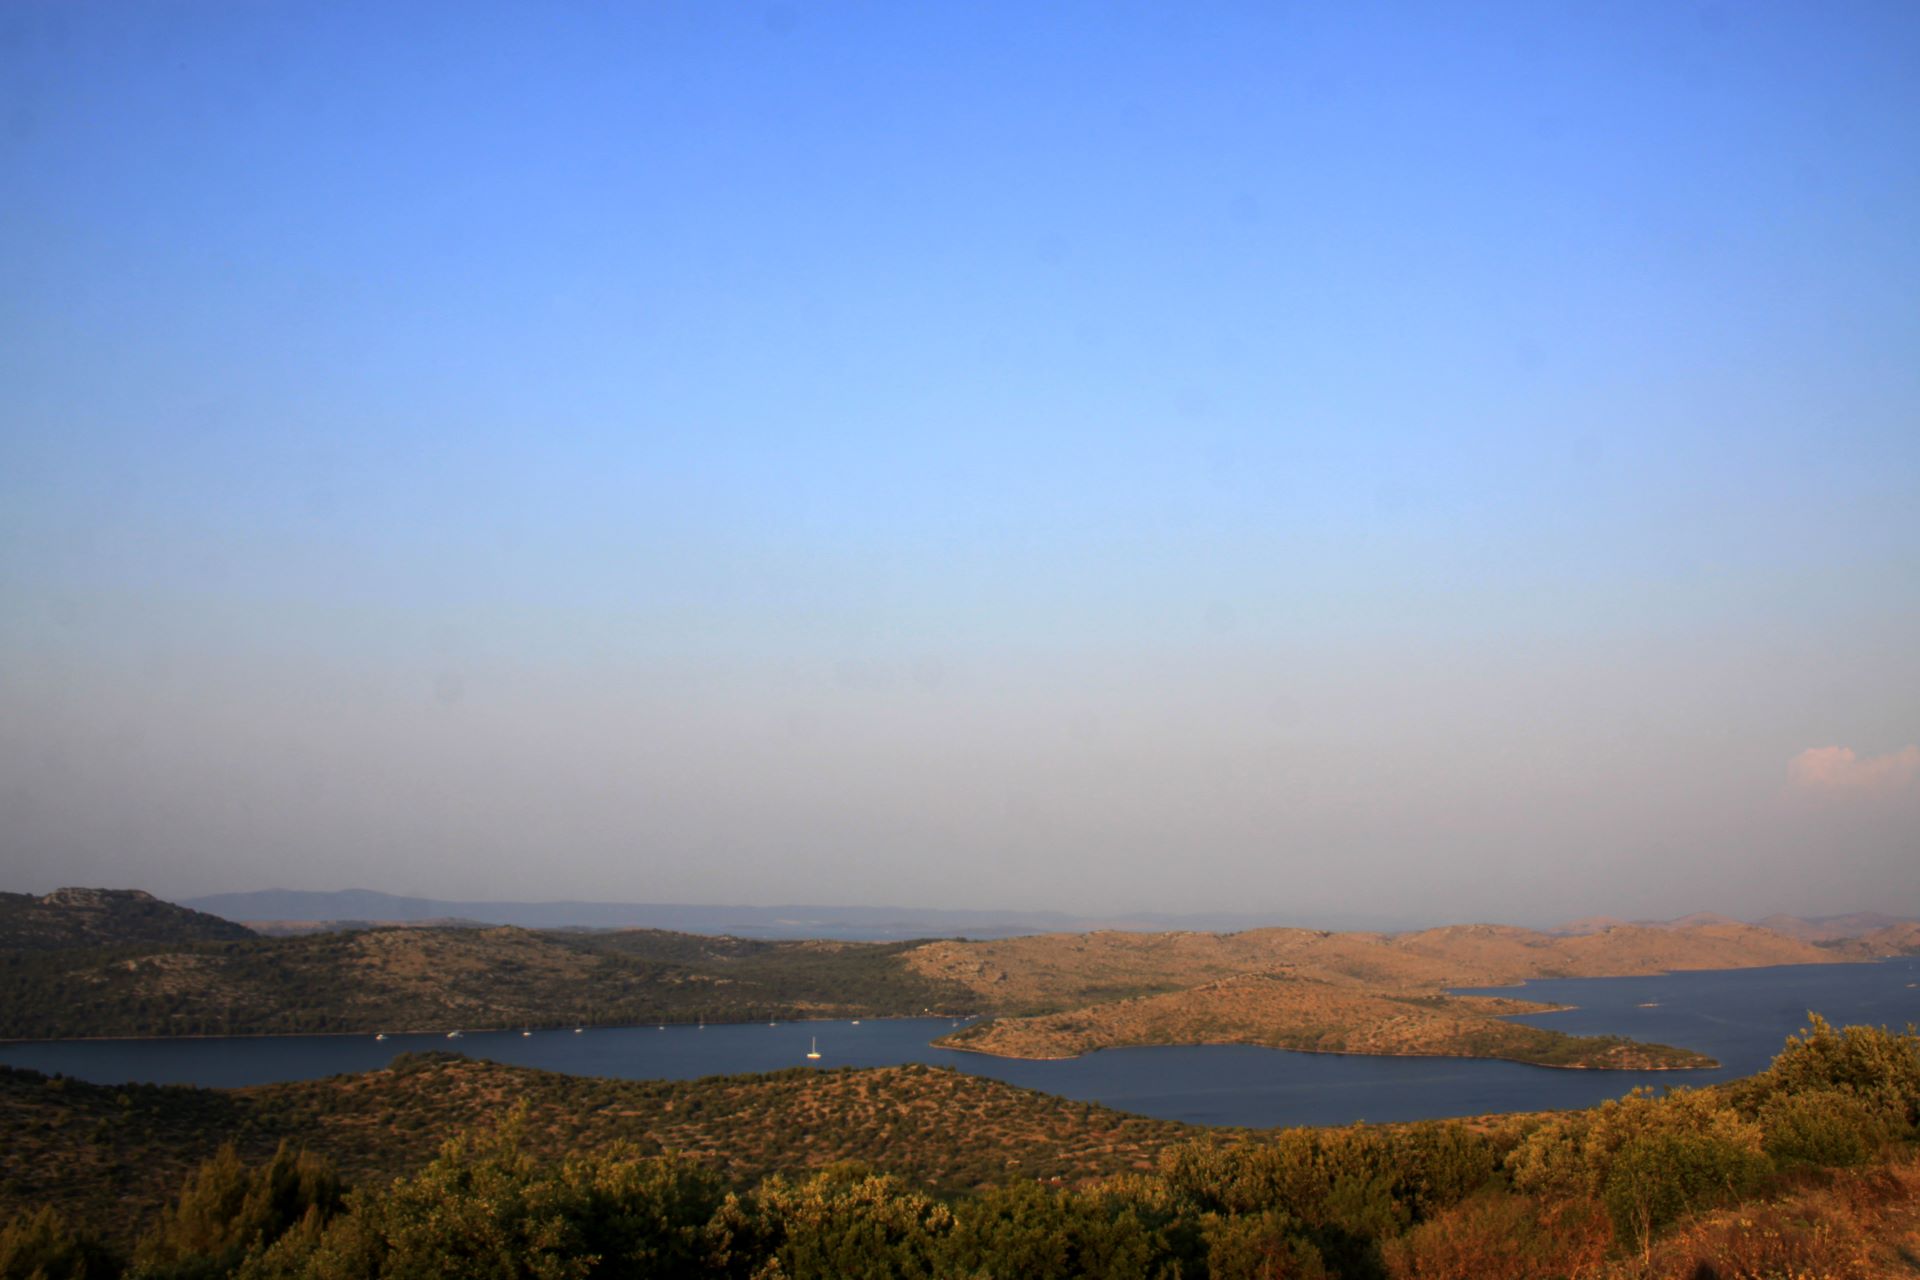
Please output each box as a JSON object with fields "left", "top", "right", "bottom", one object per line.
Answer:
{"left": 237, "top": 1122, "right": 727, "bottom": 1279}
{"left": 133, "top": 1142, "right": 340, "bottom": 1280}
{"left": 716, "top": 1165, "right": 954, "bottom": 1279}
{"left": 1381, "top": 1193, "right": 1609, "bottom": 1280}
{"left": 0, "top": 1207, "right": 116, "bottom": 1280}
{"left": 1745, "top": 1014, "right": 1920, "bottom": 1135}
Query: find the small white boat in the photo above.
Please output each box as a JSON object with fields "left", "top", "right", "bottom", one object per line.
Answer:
{"left": 806, "top": 1036, "right": 822, "bottom": 1060}
{"left": 851, "top": 1019, "right": 860, "bottom": 1025}
{"left": 446, "top": 1030, "right": 462, "bottom": 1039}
{"left": 1637, "top": 1001, "right": 1660, "bottom": 1008}
{"left": 573, "top": 1027, "right": 584, "bottom": 1034}
{"left": 375, "top": 1033, "right": 387, "bottom": 1041}
{"left": 657, "top": 1025, "right": 665, "bottom": 1031}
{"left": 521, "top": 1030, "right": 532, "bottom": 1037}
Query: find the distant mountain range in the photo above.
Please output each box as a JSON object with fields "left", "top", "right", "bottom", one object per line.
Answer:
{"left": 179, "top": 889, "right": 1427, "bottom": 941}
{"left": 176, "top": 889, "right": 1917, "bottom": 944}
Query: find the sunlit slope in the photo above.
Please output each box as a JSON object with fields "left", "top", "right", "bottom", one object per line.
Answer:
{"left": 937, "top": 972, "right": 1714, "bottom": 1068}
{"left": 908, "top": 920, "right": 1875, "bottom": 1065}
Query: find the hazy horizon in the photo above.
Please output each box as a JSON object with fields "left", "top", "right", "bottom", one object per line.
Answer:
{"left": 4, "top": 4, "right": 1917, "bottom": 923}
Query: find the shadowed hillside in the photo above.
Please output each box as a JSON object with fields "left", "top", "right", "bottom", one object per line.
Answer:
{"left": 0, "top": 889, "right": 254, "bottom": 951}
{"left": 0, "top": 923, "right": 979, "bottom": 1039}
{"left": 0, "top": 1053, "right": 1193, "bottom": 1241}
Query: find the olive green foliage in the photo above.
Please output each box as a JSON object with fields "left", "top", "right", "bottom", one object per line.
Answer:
{"left": 1156, "top": 1122, "right": 1497, "bottom": 1278}
{"left": 1158, "top": 1121, "right": 1495, "bottom": 1229}
{"left": 1751, "top": 1013, "right": 1920, "bottom": 1132}
{"left": 718, "top": 1166, "right": 954, "bottom": 1280}
{"left": 939, "top": 1180, "right": 1159, "bottom": 1280}
{"left": 1598, "top": 1129, "right": 1768, "bottom": 1246}
{"left": 1759, "top": 1087, "right": 1890, "bottom": 1167}
{"left": 236, "top": 1115, "right": 727, "bottom": 1280}
{"left": 132, "top": 1142, "right": 340, "bottom": 1279}
{"left": 1506, "top": 1086, "right": 1766, "bottom": 1204}
{"left": 1197, "top": 1209, "right": 1328, "bottom": 1279}
{"left": 0, "top": 1207, "right": 114, "bottom": 1280}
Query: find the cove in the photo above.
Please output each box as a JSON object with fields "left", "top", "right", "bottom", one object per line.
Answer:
{"left": 3, "top": 958, "right": 1914, "bottom": 1129}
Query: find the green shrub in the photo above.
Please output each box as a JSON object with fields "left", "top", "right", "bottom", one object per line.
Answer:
{"left": 939, "top": 1181, "right": 1158, "bottom": 1280}
{"left": 1754, "top": 1015, "right": 1920, "bottom": 1132}
{"left": 0, "top": 1206, "right": 117, "bottom": 1280}
{"left": 717, "top": 1166, "right": 954, "bottom": 1280}
{"left": 1759, "top": 1087, "right": 1890, "bottom": 1168}
{"left": 1600, "top": 1130, "right": 1769, "bottom": 1249}
{"left": 1199, "top": 1208, "right": 1327, "bottom": 1279}
{"left": 132, "top": 1143, "right": 339, "bottom": 1280}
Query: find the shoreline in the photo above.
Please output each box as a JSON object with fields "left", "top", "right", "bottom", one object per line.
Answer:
{"left": 931, "top": 1031, "right": 1718, "bottom": 1072}
{"left": 0, "top": 1011, "right": 984, "bottom": 1048}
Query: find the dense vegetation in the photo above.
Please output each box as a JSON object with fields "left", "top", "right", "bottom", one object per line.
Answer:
{"left": 0, "top": 927, "right": 981, "bottom": 1038}
{"left": 0, "top": 1054, "right": 1194, "bottom": 1234}
{"left": 3, "top": 1016, "right": 1917, "bottom": 1278}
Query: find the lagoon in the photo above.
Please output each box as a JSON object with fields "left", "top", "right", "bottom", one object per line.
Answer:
{"left": 3, "top": 958, "right": 1915, "bottom": 1129}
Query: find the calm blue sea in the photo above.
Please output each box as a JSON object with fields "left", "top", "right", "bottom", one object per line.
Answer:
{"left": 3, "top": 958, "right": 1915, "bottom": 1129}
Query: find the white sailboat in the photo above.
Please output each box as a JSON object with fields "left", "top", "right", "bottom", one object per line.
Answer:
{"left": 806, "top": 1036, "right": 822, "bottom": 1060}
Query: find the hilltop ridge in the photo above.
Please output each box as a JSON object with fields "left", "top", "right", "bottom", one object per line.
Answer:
{"left": 0, "top": 889, "right": 254, "bottom": 951}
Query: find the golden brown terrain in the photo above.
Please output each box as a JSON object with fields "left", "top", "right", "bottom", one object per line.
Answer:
{"left": 937, "top": 971, "right": 1714, "bottom": 1068}
{"left": 909, "top": 920, "right": 1891, "bottom": 1066}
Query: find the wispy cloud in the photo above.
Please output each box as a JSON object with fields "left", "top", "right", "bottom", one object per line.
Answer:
{"left": 1788, "top": 745, "right": 1920, "bottom": 792}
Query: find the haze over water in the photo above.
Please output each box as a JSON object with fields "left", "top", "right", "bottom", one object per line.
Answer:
{"left": 3, "top": 3, "right": 1917, "bottom": 923}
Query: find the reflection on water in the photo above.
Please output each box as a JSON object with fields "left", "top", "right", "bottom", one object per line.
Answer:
{"left": 3, "top": 958, "right": 1915, "bottom": 1129}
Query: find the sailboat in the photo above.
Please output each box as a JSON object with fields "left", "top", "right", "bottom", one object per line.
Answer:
{"left": 806, "top": 1036, "right": 822, "bottom": 1060}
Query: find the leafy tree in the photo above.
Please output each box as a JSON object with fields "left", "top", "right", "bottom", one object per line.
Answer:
{"left": 939, "top": 1181, "right": 1158, "bottom": 1280}
{"left": 1758, "top": 1087, "right": 1889, "bottom": 1167}
{"left": 133, "top": 1142, "right": 339, "bottom": 1279}
{"left": 238, "top": 1116, "right": 728, "bottom": 1280}
{"left": 0, "top": 1207, "right": 118, "bottom": 1280}
{"left": 716, "top": 1166, "right": 953, "bottom": 1280}
{"left": 1600, "top": 1129, "right": 1768, "bottom": 1255}
{"left": 1754, "top": 1014, "right": 1920, "bottom": 1131}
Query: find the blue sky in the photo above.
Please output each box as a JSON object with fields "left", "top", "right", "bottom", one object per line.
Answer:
{"left": 3, "top": 2, "right": 1916, "bottom": 922}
